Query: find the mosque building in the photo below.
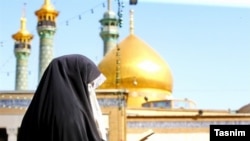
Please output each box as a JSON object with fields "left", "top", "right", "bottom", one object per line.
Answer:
{"left": 0, "top": 0, "right": 250, "bottom": 141}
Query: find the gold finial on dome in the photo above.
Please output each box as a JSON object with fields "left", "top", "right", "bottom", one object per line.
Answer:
{"left": 20, "top": 17, "right": 27, "bottom": 34}
{"left": 43, "top": 0, "right": 54, "bottom": 11}
{"left": 35, "top": 0, "right": 59, "bottom": 21}
{"left": 129, "top": 9, "right": 134, "bottom": 34}
{"left": 45, "top": 0, "right": 50, "bottom": 5}
{"left": 20, "top": 3, "right": 27, "bottom": 33}
{"left": 12, "top": 16, "right": 33, "bottom": 40}
{"left": 12, "top": 4, "right": 33, "bottom": 41}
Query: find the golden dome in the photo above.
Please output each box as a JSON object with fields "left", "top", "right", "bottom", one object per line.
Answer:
{"left": 98, "top": 34, "right": 173, "bottom": 107}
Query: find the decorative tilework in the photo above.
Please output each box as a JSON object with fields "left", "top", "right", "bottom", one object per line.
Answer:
{"left": 127, "top": 121, "right": 250, "bottom": 128}
{"left": 0, "top": 99, "right": 31, "bottom": 108}
{"left": 38, "top": 30, "right": 55, "bottom": 80}
{"left": 15, "top": 59, "right": 29, "bottom": 90}
{"left": 98, "top": 98, "right": 126, "bottom": 107}
{"left": 0, "top": 98, "right": 125, "bottom": 108}
{"left": 39, "top": 45, "right": 53, "bottom": 79}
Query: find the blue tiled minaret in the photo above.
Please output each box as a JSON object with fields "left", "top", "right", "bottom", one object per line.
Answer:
{"left": 12, "top": 15, "right": 33, "bottom": 90}
{"left": 35, "top": 0, "right": 59, "bottom": 80}
{"left": 100, "top": 0, "right": 119, "bottom": 56}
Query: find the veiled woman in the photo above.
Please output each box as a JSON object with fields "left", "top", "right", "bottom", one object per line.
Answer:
{"left": 17, "top": 54, "right": 107, "bottom": 141}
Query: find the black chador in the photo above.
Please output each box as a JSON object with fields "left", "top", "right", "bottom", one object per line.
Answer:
{"left": 18, "top": 54, "right": 107, "bottom": 141}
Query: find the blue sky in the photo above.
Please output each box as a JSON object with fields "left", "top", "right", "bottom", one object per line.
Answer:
{"left": 0, "top": 0, "right": 250, "bottom": 110}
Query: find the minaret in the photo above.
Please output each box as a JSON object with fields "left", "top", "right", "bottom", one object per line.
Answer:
{"left": 12, "top": 7, "right": 33, "bottom": 90}
{"left": 100, "top": 0, "right": 119, "bottom": 56}
{"left": 35, "top": 0, "right": 59, "bottom": 80}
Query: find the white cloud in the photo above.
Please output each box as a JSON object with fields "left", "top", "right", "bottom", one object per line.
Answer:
{"left": 139, "top": 0, "right": 250, "bottom": 8}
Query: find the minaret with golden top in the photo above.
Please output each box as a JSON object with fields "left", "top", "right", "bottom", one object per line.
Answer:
{"left": 100, "top": 0, "right": 119, "bottom": 56}
{"left": 35, "top": 0, "right": 59, "bottom": 80}
{"left": 12, "top": 6, "right": 33, "bottom": 90}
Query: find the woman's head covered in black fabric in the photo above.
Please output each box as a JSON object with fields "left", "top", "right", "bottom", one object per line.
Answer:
{"left": 18, "top": 54, "right": 106, "bottom": 141}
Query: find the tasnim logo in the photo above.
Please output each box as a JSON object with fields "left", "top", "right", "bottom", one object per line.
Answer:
{"left": 210, "top": 125, "right": 250, "bottom": 141}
